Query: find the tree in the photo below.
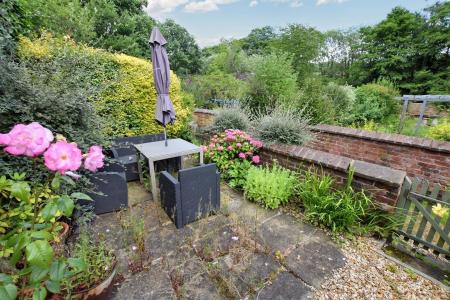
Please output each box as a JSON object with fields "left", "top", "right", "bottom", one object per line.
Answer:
{"left": 245, "top": 53, "right": 299, "bottom": 113}
{"left": 274, "top": 24, "right": 324, "bottom": 84}
{"left": 319, "top": 29, "right": 363, "bottom": 84}
{"left": 159, "top": 19, "right": 203, "bottom": 75}
{"left": 205, "top": 41, "right": 249, "bottom": 77}
{"left": 242, "top": 26, "right": 277, "bottom": 55}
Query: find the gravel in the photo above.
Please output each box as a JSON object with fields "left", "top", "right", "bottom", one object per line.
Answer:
{"left": 315, "top": 237, "right": 450, "bottom": 300}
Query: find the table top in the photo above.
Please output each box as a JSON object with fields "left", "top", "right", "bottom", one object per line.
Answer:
{"left": 134, "top": 138, "right": 202, "bottom": 161}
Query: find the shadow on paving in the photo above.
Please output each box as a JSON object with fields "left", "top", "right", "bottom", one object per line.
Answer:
{"left": 89, "top": 182, "right": 346, "bottom": 299}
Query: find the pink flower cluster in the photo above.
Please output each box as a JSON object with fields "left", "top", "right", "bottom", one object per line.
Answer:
{"left": 0, "top": 122, "right": 105, "bottom": 174}
{"left": 202, "top": 129, "right": 263, "bottom": 167}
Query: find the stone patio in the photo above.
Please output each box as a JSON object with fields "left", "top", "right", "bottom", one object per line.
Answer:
{"left": 90, "top": 182, "right": 346, "bottom": 299}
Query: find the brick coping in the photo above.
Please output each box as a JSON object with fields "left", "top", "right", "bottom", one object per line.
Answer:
{"left": 263, "top": 144, "right": 406, "bottom": 187}
{"left": 311, "top": 124, "right": 450, "bottom": 153}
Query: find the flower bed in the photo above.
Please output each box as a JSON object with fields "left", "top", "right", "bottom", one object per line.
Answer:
{"left": 202, "top": 129, "right": 263, "bottom": 189}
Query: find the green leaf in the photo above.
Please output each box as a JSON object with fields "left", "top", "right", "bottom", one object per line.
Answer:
{"left": 51, "top": 176, "right": 60, "bottom": 190}
{"left": 70, "top": 192, "right": 92, "bottom": 201}
{"left": 56, "top": 195, "right": 75, "bottom": 216}
{"left": 0, "top": 274, "right": 13, "bottom": 284}
{"left": 30, "top": 231, "right": 52, "bottom": 241}
{"left": 61, "top": 175, "right": 75, "bottom": 186}
{"left": 41, "top": 202, "right": 58, "bottom": 221}
{"left": 67, "top": 257, "right": 86, "bottom": 272}
{"left": 45, "top": 280, "right": 60, "bottom": 294}
{"left": 32, "top": 286, "right": 46, "bottom": 300}
{"left": 26, "top": 240, "right": 54, "bottom": 268}
{"left": 49, "top": 260, "right": 66, "bottom": 282}
{"left": 29, "top": 265, "right": 48, "bottom": 284}
{"left": 0, "top": 283, "right": 17, "bottom": 300}
{"left": 10, "top": 182, "right": 31, "bottom": 202}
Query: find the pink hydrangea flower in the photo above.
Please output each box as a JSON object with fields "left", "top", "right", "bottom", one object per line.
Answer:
{"left": 236, "top": 143, "right": 242, "bottom": 148}
{"left": 252, "top": 155, "right": 261, "bottom": 164}
{"left": 250, "top": 140, "right": 263, "bottom": 148}
{"left": 217, "top": 146, "right": 224, "bottom": 151}
{"left": 84, "top": 145, "right": 105, "bottom": 172}
{"left": 44, "top": 141, "right": 82, "bottom": 174}
{"left": 209, "top": 143, "right": 215, "bottom": 149}
{"left": 238, "top": 152, "right": 246, "bottom": 159}
{"left": 201, "top": 145, "right": 207, "bottom": 152}
{"left": 0, "top": 122, "right": 54, "bottom": 157}
{"left": 227, "top": 145, "right": 233, "bottom": 151}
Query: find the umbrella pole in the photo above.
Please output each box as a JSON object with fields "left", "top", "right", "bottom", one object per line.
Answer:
{"left": 164, "top": 126, "right": 168, "bottom": 147}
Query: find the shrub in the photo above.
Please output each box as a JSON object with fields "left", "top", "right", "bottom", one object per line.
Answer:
{"left": 244, "top": 164, "right": 297, "bottom": 209}
{"left": 297, "top": 77, "right": 335, "bottom": 124}
{"left": 244, "top": 53, "right": 299, "bottom": 113}
{"left": 324, "top": 83, "right": 355, "bottom": 123}
{"left": 298, "top": 167, "right": 398, "bottom": 235}
{"left": 182, "top": 72, "right": 248, "bottom": 108}
{"left": 427, "top": 121, "right": 450, "bottom": 141}
{"left": 203, "top": 129, "right": 263, "bottom": 189}
{"left": 213, "top": 108, "right": 250, "bottom": 132}
{"left": 253, "top": 107, "right": 312, "bottom": 145}
{"left": 17, "top": 35, "right": 192, "bottom": 138}
{"left": 348, "top": 81, "right": 400, "bottom": 125}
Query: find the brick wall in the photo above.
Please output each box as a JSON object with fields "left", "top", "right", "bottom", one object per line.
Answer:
{"left": 193, "top": 109, "right": 215, "bottom": 129}
{"left": 307, "top": 125, "right": 450, "bottom": 187}
{"left": 260, "top": 144, "right": 406, "bottom": 207}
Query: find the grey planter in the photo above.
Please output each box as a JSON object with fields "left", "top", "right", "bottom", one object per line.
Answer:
{"left": 159, "top": 163, "right": 220, "bottom": 228}
{"left": 86, "top": 161, "right": 128, "bottom": 215}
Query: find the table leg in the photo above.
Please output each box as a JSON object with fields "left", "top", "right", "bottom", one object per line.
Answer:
{"left": 200, "top": 150, "right": 204, "bottom": 165}
{"left": 180, "top": 155, "right": 185, "bottom": 169}
{"left": 149, "top": 159, "right": 157, "bottom": 200}
{"left": 137, "top": 152, "right": 143, "bottom": 184}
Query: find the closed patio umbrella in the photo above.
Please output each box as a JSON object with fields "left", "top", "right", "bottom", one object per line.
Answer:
{"left": 149, "top": 27, "right": 176, "bottom": 146}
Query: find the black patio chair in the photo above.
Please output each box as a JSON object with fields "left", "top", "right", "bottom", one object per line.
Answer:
{"left": 110, "top": 134, "right": 181, "bottom": 181}
{"left": 86, "top": 161, "right": 128, "bottom": 215}
{"left": 159, "top": 163, "right": 220, "bottom": 228}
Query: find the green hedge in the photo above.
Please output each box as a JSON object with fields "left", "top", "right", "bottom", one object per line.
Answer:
{"left": 18, "top": 34, "right": 192, "bottom": 138}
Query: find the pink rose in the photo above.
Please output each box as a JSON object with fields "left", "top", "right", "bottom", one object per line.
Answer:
{"left": 252, "top": 155, "right": 260, "bottom": 164}
{"left": 44, "top": 141, "right": 82, "bottom": 174}
{"left": 1, "top": 122, "right": 54, "bottom": 157}
{"left": 84, "top": 145, "right": 105, "bottom": 172}
{"left": 0, "top": 133, "right": 11, "bottom": 145}
{"left": 227, "top": 145, "right": 233, "bottom": 151}
{"left": 238, "top": 152, "right": 246, "bottom": 159}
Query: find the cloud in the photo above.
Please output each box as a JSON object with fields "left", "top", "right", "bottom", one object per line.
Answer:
{"left": 144, "top": 0, "right": 188, "bottom": 19}
{"left": 185, "top": 0, "right": 237, "bottom": 13}
{"left": 251, "top": 1, "right": 303, "bottom": 8}
{"left": 316, "top": 0, "right": 347, "bottom": 5}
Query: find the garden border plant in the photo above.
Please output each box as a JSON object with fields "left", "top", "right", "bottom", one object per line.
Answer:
{"left": 0, "top": 122, "right": 108, "bottom": 300}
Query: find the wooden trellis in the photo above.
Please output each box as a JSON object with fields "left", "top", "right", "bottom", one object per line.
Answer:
{"left": 398, "top": 95, "right": 450, "bottom": 133}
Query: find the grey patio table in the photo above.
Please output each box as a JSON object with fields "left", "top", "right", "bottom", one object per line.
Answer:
{"left": 134, "top": 138, "right": 204, "bottom": 199}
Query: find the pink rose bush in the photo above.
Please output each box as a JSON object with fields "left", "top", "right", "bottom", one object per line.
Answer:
{"left": 44, "top": 141, "right": 82, "bottom": 174}
{"left": 0, "top": 122, "right": 54, "bottom": 157}
{"left": 84, "top": 145, "right": 105, "bottom": 172}
{"left": 0, "top": 122, "right": 105, "bottom": 175}
{"left": 203, "top": 129, "right": 263, "bottom": 188}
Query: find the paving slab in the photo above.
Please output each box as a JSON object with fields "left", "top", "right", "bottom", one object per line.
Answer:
{"left": 256, "top": 214, "right": 317, "bottom": 254}
{"left": 284, "top": 239, "right": 346, "bottom": 288}
{"left": 257, "top": 271, "right": 313, "bottom": 300}
{"left": 112, "top": 266, "right": 176, "bottom": 300}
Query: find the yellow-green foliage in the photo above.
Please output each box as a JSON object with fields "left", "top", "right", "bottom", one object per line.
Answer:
{"left": 18, "top": 34, "right": 192, "bottom": 137}
{"left": 428, "top": 121, "right": 450, "bottom": 141}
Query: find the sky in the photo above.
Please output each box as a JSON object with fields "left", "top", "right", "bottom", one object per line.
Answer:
{"left": 144, "top": 0, "right": 434, "bottom": 47}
